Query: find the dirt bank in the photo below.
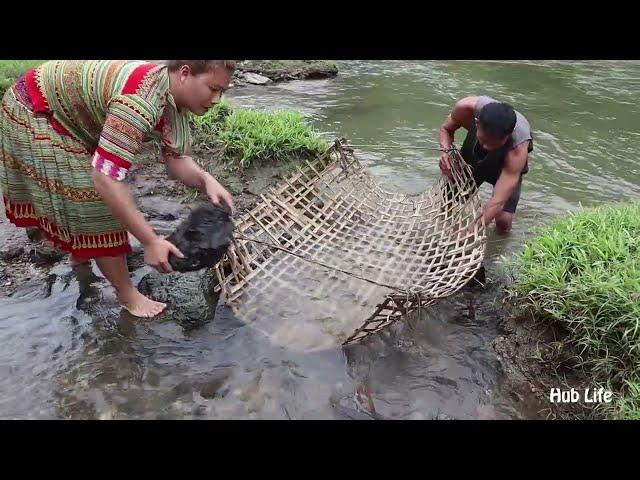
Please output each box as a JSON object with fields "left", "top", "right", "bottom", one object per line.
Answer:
{"left": 491, "top": 306, "right": 604, "bottom": 419}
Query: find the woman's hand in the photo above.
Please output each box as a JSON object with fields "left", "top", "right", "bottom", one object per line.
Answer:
{"left": 144, "top": 237, "right": 184, "bottom": 273}
{"left": 165, "top": 155, "right": 235, "bottom": 214}
{"left": 205, "top": 176, "right": 235, "bottom": 213}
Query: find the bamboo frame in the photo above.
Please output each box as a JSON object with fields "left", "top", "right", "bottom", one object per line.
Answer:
{"left": 214, "top": 139, "right": 486, "bottom": 346}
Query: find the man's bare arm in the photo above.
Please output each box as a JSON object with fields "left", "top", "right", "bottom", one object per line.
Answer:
{"left": 481, "top": 142, "right": 528, "bottom": 225}
{"left": 438, "top": 96, "right": 479, "bottom": 177}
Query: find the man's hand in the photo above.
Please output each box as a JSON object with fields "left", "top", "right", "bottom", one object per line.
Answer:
{"left": 438, "top": 97, "right": 478, "bottom": 179}
{"left": 144, "top": 237, "right": 184, "bottom": 274}
{"left": 449, "top": 214, "right": 484, "bottom": 240}
{"left": 205, "top": 176, "right": 235, "bottom": 214}
{"left": 439, "top": 151, "right": 453, "bottom": 179}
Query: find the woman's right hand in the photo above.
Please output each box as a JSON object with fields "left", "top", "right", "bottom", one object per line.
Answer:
{"left": 144, "top": 237, "right": 184, "bottom": 273}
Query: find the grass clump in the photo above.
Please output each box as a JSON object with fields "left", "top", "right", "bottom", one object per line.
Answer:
{"left": 193, "top": 101, "right": 327, "bottom": 168}
{"left": 0, "top": 60, "right": 45, "bottom": 97}
{"left": 504, "top": 202, "right": 640, "bottom": 418}
{"left": 614, "top": 379, "right": 640, "bottom": 419}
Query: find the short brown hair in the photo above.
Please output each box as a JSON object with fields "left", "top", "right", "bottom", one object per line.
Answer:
{"left": 165, "top": 60, "right": 236, "bottom": 75}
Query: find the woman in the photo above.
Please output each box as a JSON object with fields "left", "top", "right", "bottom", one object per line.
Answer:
{"left": 0, "top": 60, "right": 235, "bottom": 317}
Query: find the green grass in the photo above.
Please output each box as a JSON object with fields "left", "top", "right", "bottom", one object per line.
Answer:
{"left": 615, "top": 379, "right": 640, "bottom": 419}
{"left": 0, "top": 60, "right": 45, "bottom": 97}
{"left": 193, "top": 101, "right": 328, "bottom": 168}
{"left": 504, "top": 202, "right": 640, "bottom": 418}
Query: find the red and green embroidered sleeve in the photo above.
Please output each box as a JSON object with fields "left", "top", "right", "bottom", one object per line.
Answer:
{"left": 91, "top": 64, "right": 181, "bottom": 181}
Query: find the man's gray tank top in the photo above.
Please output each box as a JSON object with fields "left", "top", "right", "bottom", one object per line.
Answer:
{"left": 459, "top": 96, "right": 533, "bottom": 186}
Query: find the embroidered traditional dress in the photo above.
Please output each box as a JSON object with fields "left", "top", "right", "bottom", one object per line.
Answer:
{"left": 0, "top": 60, "right": 191, "bottom": 258}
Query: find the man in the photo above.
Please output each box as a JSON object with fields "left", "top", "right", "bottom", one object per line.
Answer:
{"left": 438, "top": 96, "right": 533, "bottom": 233}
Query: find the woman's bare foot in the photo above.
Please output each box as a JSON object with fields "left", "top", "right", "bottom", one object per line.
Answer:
{"left": 94, "top": 254, "right": 166, "bottom": 318}
{"left": 116, "top": 286, "right": 167, "bottom": 318}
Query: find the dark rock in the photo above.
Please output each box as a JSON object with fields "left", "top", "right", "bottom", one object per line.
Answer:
{"left": 193, "top": 404, "right": 209, "bottom": 416}
{"left": 126, "top": 237, "right": 145, "bottom": 272}
{"left": 137, "top": 269, "right": 221, "bottom": 326}
{"left": 28, "top": 243, "right": 66, "bottom": 266}
{"left": 26, "top": 227, "right": 43, "bottom": 242}
{"left": 167, "top": 203, "right": 235, "bottom": 273}
{"left": 145, "top": 370, "right": 161, "bottom": 388}
{"left": 172, "top": 380, "right": 192, "bottom": 397}
{"left": 238, "top": 61, "right": 339, "bottom": 82}
{"left": 0, "top": 245, "right": 23, "bottom": 261}
{"left": 199, "top": 372, "right": 230, "bottom": 399}
{"left": 139, "top": 196, "right": 188, "bottom": 221}
{"left": 0, "top": 222, "right": 29, "bottom": 259}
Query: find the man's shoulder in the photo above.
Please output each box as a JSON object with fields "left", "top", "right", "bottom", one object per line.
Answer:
{"left": 511, "top": 111, "right": 532, "bottom": 149}
{"left": 474, "top": 95, "right": 504, "bottom": 115}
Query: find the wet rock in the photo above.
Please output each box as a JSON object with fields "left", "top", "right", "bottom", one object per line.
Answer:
{"left": 27, "top": 242, "right": 66, "bottom": 266}
{"left": 434, "top": 413, "right": 455, "bottom": 420}
{"left": 138, "top": 269, "right": 221, "bottom": 326}
{"left": 238, "top": 61, "right": 339, "bottom": 82}
{"left": 167, "top": 203, "right": 235, "bottom": 273}
{"left": 145, "top": 370, "right": 161, "bottom": 388}
{"left": 139, "top": 196, "right": 189, "bottom": 221}
{"left": 24, "top": 226, "right": 41, "bottom": 241}
{"left": 0, "top": 222, "right": 29, "bottom": 259}
{"left": 243, "top": 72, "right": 272, "bottom": 85}
{"left": 199, "top": 372, "right": 230, "bottom": 399}
{"left": 172, "top": 380, "right": 193, "bottom": 397}
{"left": 10, "top": 274, "right": 57, "bottom": 299}
{"left": 0, "top": 245, "right": 24, "bottom": 261}
{"left": 128, "top": 201, "right": 233, "bottom": 273}
{"left": 1, "top": 221, "right": 65, "bottom": 265}
{"left": 126, "top": 237, "right": 146, "bottom": 272}
{"left": 193, "top": 404, "right": 209, "bottom": 416}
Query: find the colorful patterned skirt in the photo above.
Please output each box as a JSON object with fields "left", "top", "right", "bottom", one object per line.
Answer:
{"left": 0, "top": 76, "right": 132, "bottom": 259}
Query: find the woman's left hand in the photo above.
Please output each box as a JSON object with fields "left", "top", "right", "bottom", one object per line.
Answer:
{"left": 205, "top": 176, "right": 235, "bottom": 214}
